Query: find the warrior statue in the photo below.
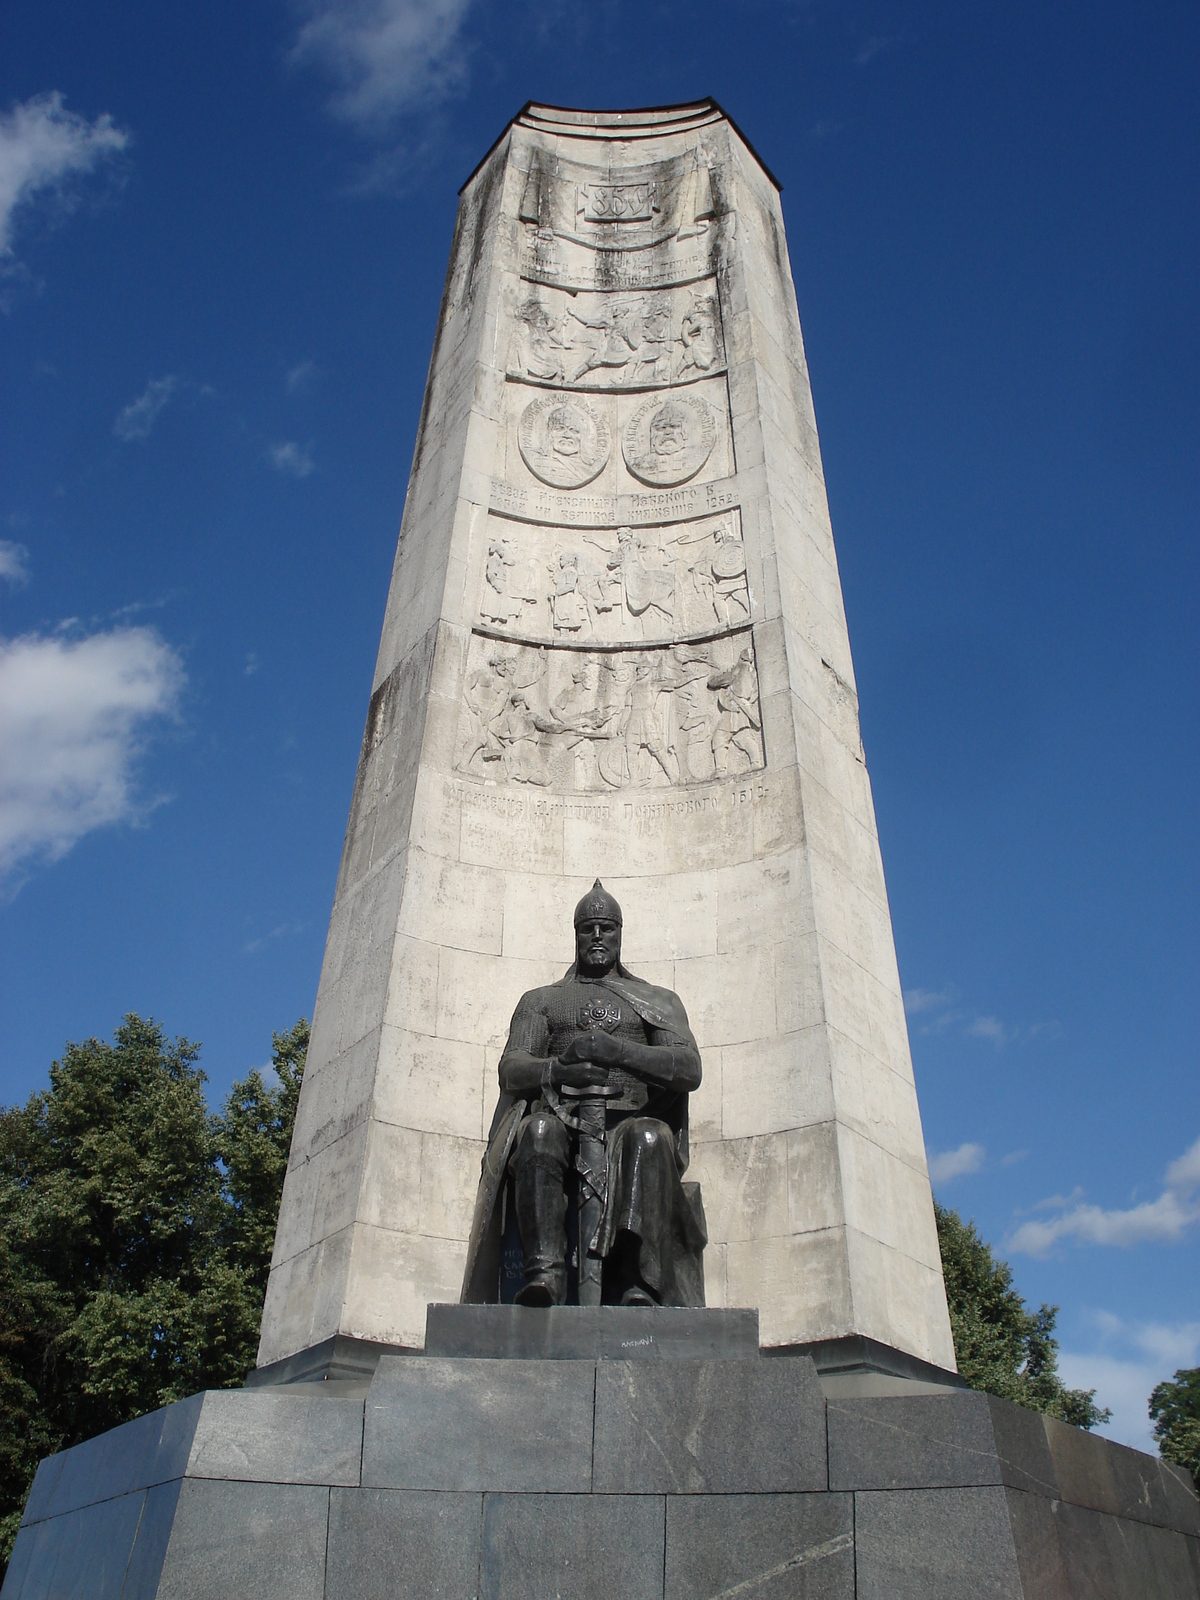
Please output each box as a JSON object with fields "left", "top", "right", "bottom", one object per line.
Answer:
{"left": 461, "top": 880, "right": 707, "bottom": 1307}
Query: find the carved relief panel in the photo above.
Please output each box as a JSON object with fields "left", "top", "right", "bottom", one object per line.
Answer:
{"left": 500, "top": 375, "right": 733, "bottom": 500}
{"left": 504, "top": 279, "right": 726, "bottom": 391}
{"left": 517, "top": 147, "right": 724, "bottom": 292}
{"left": 454, "top": 630, "right": 764, "bottom": 793}
{"left": 477, "top": 511, "right": 750, "bottom": 646}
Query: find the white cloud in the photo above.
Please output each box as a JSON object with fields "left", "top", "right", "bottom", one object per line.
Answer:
{"left": 1009, "top": 1135, "right": 1200, "bottom": 1256}
{"left": 1060, "top": 1315, "right": 1200, "bottom": 1453}
{"left": 113, "top": 376, "right": 177, "bottom": 442}
{"left": 0, "top": 626, "right": 184, "bottom": 886}
{"left": 269, "top": 440, "right": 314, "bottom": 477}
{"left": 927, "top": 1142, "right": 986, "bottom": 1184}
{"left": 0, "top": 540, "right": 30, "bottom": 585}
{"left": 966, "top": 1014, "right": 1007, "bottom": 1046}
{"left": 292, "top": 0, "right": 474, "bottom": 130}
{"left": 903, "top": 987, "right": 952, "bottom": 1015}
{"left": 286, "top": 360, "right": 317, "bottom": 393}
{"left": 0, "top": 92, "right": 129, "bottom": 257}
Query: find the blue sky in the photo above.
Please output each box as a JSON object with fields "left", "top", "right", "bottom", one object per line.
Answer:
{"left": 1, "top": 1, "right": 1196, "bottom": 1448}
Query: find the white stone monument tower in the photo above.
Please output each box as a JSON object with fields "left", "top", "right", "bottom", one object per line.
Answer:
{"left": 257, "top": 99, "right": 956, "bottom": 1374}
{"left": 15, "top": 104, "right": 1196, "bottom": 1600}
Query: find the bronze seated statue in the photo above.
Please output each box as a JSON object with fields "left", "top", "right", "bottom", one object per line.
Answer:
{"left": 461, "top": 880, "right": 707, "bottom": 1307}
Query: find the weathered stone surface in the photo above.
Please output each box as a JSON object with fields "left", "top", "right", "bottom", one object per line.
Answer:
{"left": 1043, "top": 1411, "right": 1176, "bottom": 1526}
{"left": 120, "top": 1483, "right": 183, "bottom": 1600}
{"left": 326, "top": 1489, "right": 481, "bottom": 1600}
{"left": 985, "top": 1396, "right": 1059, "bottom": 1498}
{"left": 185, "top": 1391, "right": 363, "bottom": 1485}
{"left": 1052, "top": 1498, "right": 1200, "bottom": 1598}
{"left": 255, "top": 99, "right": 957, "bottom": 1372}
{"left": 38, "top": 1494, "right": 146, "bottom": 1600}
{"left": 854, "top": 1486, "right": 1024, "bottom": 1599}
{"left": 8, "top": 1350, "right": 1200, "bottom": 1600}
{"left": 1160, "top": 1460, "right": 1200, "bottom": 1538}
{"left": 1002, "top": 1488, "right": 1072, "bottom": 1600}
{"left": 154, "top": 1481, "right": 329, "bottom": 1600}
{"left": 827, "top": 1392, "right": 1002, "bottom": 1490}
{"left": 362, "top": 1355, "right": 594, "bottom": 1491}
{"left": 480, "top": 1494, "right": 663, "bottom": 1600}
{"left": 5, "top": 1518, "right": 63, "bottom": 1600}
{"left": 425, "top": 1303, "right": 759, "bottom": 1360}
{"left": 665, "top": 1493, "right": 854, "bottom": 1600}
{"left": 594, "top": 1355, "right": 825, "bottom": 1493}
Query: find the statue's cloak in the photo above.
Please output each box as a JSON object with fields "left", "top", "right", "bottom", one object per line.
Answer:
{"left": 459, "top": 962, "right": 697, "bottom": 1304}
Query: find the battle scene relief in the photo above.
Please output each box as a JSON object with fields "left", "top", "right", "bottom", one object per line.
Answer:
{"left": 454, "top": 631, "right": 765, "bottom": 793}
{"left": 478, "top": 512, "right": 751, "bottom": 646}
{"left": 505, "top": 280, "right": 725, "bottom": 391}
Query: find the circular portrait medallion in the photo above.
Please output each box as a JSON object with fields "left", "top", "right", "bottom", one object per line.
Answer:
{"left": 621, "top": 392, "right": 718, "bottom": 488}
{"left": 518, "top": 394, "right": 611, "bottom": 489}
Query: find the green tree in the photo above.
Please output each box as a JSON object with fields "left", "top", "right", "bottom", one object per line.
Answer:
{"left": 935, "top": 1202, "right": 1110, "bottom": 1429}
{"left": 1149, "top": 1368, "right": 1200, "bottom": 1492}
{"left": 0, "top": 1015, "right": 306, "bottom": 1572}
{"left": 214, "top": 1019, "right": 309, "bottom": 1298}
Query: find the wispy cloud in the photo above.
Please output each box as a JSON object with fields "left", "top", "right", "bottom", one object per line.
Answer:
{"left": 966, "top": 1014, "right": 1007, "bottom": 1047}
{"left": 903, "top": 984, "right": 1052, "bottom": 1047}
{"left": 903, "top": 987, "right": 952, "bottom": 1015}
{"left": 244, "top": 921, "right": 308, "bottom": 955}
{"left": 113, "top": 376, "right": 177, "bottom": 442}
{"left": 269, "top": 440, "right": 315, "bottom": 477}
{"left": 0, "top": 540, "right": 30, "bottom": 586}
{"left": 1008, "top": 1135, "right": 1200, "bottom": 1256}
{"left": 856, "top": 34, "right": 894, "bottom": 66}
{"left": 0, "top": 92, "right": 129, "bottom": 258}
{"left": 291, "top": 0, "right": 474, "bottom": 131}
{"left": 928, "top": 1142, "right": 986, "bottom": 1184}
{"left": 286, "top": 359, "right": 317, "bottom": 393}
{"left": 244, "top": 652, "right": 260, "bottom": 676}
{"left": 0, "top": 624, "right": 184, "bottom": 889}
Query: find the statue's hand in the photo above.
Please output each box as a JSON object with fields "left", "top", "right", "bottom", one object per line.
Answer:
{"left": 551, "top": 1057, "right": 610, "bottom": 1090}
{"left": 562, "top": 1029, "right": 625, "bottom": 1067}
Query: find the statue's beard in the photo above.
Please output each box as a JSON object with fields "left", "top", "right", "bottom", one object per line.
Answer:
{"left": 577, "top": 946, "right": 618, "bottom": 976}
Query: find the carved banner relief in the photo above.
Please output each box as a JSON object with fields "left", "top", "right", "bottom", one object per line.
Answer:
{"left": 517, "top": 146, "right": 723, "bottom": 292}
{"left": 454, "top": 630, "right": 764, "bottom": 793}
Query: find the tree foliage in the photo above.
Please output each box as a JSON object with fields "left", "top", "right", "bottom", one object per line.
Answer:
{"left": 0, "top": 1015, "right": 307, "bottom": 1571}
{"left": 935, "top": 1202, "right": 1111, "bottom": 1429}
{"left": 1149, "top": 1368, "right": 1200, "bottom": 1492}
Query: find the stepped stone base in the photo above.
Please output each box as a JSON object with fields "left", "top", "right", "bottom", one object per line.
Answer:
{"left": 5, "top": 1314, "right": 1198, "bottom": 1600}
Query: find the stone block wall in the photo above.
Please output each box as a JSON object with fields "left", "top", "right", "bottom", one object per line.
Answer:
{"left": 6, "top": 1354, "right": 1198, "bottom": 1600}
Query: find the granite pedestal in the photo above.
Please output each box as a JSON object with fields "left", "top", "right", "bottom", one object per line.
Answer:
{"left": 6, "top": 1310, "right": 1197, "bottom": 1600}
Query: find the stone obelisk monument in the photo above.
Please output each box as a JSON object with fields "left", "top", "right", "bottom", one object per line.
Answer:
{"left": 11, "top": 102, "right": 1197, "bottom": 1600}
{"left": 257, "top": 98, "right": 956, "bottom": 1374}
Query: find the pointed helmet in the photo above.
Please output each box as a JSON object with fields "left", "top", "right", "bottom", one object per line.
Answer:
{"left": 573, "top": 878, "right": 623, "bottom": 928}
